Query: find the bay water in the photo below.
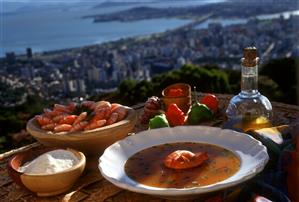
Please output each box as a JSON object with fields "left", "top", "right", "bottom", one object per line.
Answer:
{"left": 1, "top": 1, "right": 297, "bottom": 57}
{"left": 1, "top": 1, "right": 225, "bottom": 57}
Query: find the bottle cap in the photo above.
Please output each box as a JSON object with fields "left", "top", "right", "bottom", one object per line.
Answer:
{"left": 242, "top": 47, "right": 258, "bottom": 67}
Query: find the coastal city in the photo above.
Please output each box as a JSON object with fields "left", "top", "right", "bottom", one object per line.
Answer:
{"left": 1, "top": 1, "right": 299, "bottom": 201}
{"left": 0, "top": 7, "right": 298, "bottom": 107}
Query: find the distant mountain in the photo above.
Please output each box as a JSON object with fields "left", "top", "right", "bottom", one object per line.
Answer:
{"left": 93, "top": 0, "right": 191, "bottom": 8}
{"left": 93, "top": 0, "right": 157, "bottom": 8}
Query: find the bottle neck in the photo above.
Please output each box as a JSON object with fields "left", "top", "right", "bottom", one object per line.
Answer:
{"left": 240, "top": 59, "right": 259, "bottom": 98}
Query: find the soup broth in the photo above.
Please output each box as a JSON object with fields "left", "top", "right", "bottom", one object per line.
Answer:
{"left": 125, "top": 142, "right": 240, "bottom": 188}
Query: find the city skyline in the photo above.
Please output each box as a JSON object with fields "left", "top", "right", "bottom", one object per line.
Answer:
{"left": 1, "top": 0, "right": 298, "bottom": 107}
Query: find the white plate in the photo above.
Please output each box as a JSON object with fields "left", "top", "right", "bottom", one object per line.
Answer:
{"left": 98, "top": 126, "right": 269, "bottom": 198}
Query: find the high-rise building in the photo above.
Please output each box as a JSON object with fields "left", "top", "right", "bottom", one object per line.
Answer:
{"left": 87, "top": 67, "right": 100, "bottom": 82}
{"left": 6, "top": 52, "right": 16, "bottom": 64}
{"left": 77, "top": 79, "right": 86, "bottom": 93}
{"left": 26, "top": 48, "right": 33, "bottom": 59}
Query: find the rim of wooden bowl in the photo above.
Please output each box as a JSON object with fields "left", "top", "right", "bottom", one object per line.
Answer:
{"left": 162, "top": 83, "right": 191, "bottom": 98}
{"left": 8, "top": 147, "right": 86, "bottom": 177}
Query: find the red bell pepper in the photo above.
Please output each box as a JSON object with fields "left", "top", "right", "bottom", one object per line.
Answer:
{"left": 200, "top": 93, "right": 219, "bottom": 113}
{"left": 165, "top": 103, "right": 186, "bottom": 127}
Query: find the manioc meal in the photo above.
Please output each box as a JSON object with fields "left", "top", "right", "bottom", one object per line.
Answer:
{"left": 125, "top": 142, "right": 240, "bottom": 188}
{"left": 35, "top": 100, "right": 129, "bottom": 133}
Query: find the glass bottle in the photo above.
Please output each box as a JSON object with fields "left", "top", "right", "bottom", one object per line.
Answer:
{"left": 225, "top": 47, "right": 273, "bottom": 131}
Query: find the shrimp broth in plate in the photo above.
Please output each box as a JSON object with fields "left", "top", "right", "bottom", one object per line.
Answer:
{"left": 125, "top": 142, "right": 240, "bottom": 189}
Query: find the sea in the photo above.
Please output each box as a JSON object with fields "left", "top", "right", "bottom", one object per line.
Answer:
{"left": 0, "top": 0, "right": 223, "bottom": 57}
{"left": 1, "top": 0, "right": 298, "bottom": 57}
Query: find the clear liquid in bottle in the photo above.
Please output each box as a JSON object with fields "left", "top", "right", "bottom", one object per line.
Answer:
{"left": 225, "top": 47, "right": 272, "bottom": 132}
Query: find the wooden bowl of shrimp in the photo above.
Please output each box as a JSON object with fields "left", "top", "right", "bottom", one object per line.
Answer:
{"left": 26, "top": 101, "right": 137, "bottom": 156}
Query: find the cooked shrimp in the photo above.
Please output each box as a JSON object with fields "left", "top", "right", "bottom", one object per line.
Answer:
{"left": 54, "top": 124, "right": 73, "bottom": 132}
{"left": 85, "top": 119, "right": 106, "bottom": 130}
{"left": 43, "top": 108, "right": 63, "bottom": 118}
{"left": 164, "top": 150, "right": 208, "bottom": 170}
{"left": 81, "top": 100, "right": 96, "bottom": 110}
{"left": 52, "top": 114, "right": 67, "bottom": 123}
{"left": 111, "top": 105, "right": 128, "bottom": 121}
{"left": 92, "top": 111, "right": 105, "bottom": 122}
{"left": 106, "top": 112, "right": 119, "bottom": 125}
{"left": 53, "top": 104, "right": 72, "bottom": 114}
{"left": 71, "top": 121, "right": 88, "bottom": 132}
{"left": 110, "top": 103, "right": 121, "bottom": 112}
{"left": 94, "top": 107, "right": 111, "bottom": 120}
{"left": 67, "top": 102, "right": 78, "bottom": 111}
{"left": 59, "top": 115, "right": 77, "bottom": 125}
{"left": 73, "top": 112, "right": 87, "bottom": 125}
{"left": 41, "top": 123, "right": 56, "bottom": 131}
{"left": 43, "top": 108, "right": 53, "bottom": 118}
{"left": 95, "top": 101, "right": 111, "bottom": 110}
{"left": 35, "top": 115, "right": 53, "bottom": 126}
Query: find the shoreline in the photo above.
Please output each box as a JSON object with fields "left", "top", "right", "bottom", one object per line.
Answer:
{"left": 1, "top": 5, "right": 298, "bottom": 59}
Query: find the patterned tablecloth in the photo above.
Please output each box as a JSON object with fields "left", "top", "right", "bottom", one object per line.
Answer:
{"left": 0, "top": 94, "right": 298, "bottom": 202}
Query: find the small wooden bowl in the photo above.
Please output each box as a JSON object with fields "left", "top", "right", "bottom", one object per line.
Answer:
{"left": 7, "top": 147, "right": 86, "bottom": 197}
{"left": 162, "top": 83, "right": 192, "bottom": 114}
{"left": 26, "top": 107, "right": 137, "bottom": 156}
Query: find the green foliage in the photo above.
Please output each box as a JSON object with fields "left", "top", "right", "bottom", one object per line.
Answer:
{"left": 224, "top": 69, "right": 241, "bottom": 94}
{"left": 0, "top": 80, "right": 26, "bottom": 106}
{"left": 117, "top": 79, "right": 137, "bottom": 105}
{"left": 116, "top": 79, "right": 154, "bottom": 105}
{"left": 258, "top": 75, "right": 284, "bottom": 102}
{"left": 116, "top": 64, "right": 231, "bottom": 105}
{"left": 135, "top": 80, "right": 154, "bottom": 101}
{"left": 0, "top": 94, "right": 53, "bottom": 152}
{"left": 19, "top": 95, "right": 54, "bottom": 116}
{"left": 260, "top": 57, "right": 298, "bottom": 104}
{"left": 0, "top": 112, "right": 23, "bottom": 134}
{"left": 115, "top": 60, "right": 297, "bottom": 105}
{"left": 152, "top": 64, "right": 231, "bottom": 94}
